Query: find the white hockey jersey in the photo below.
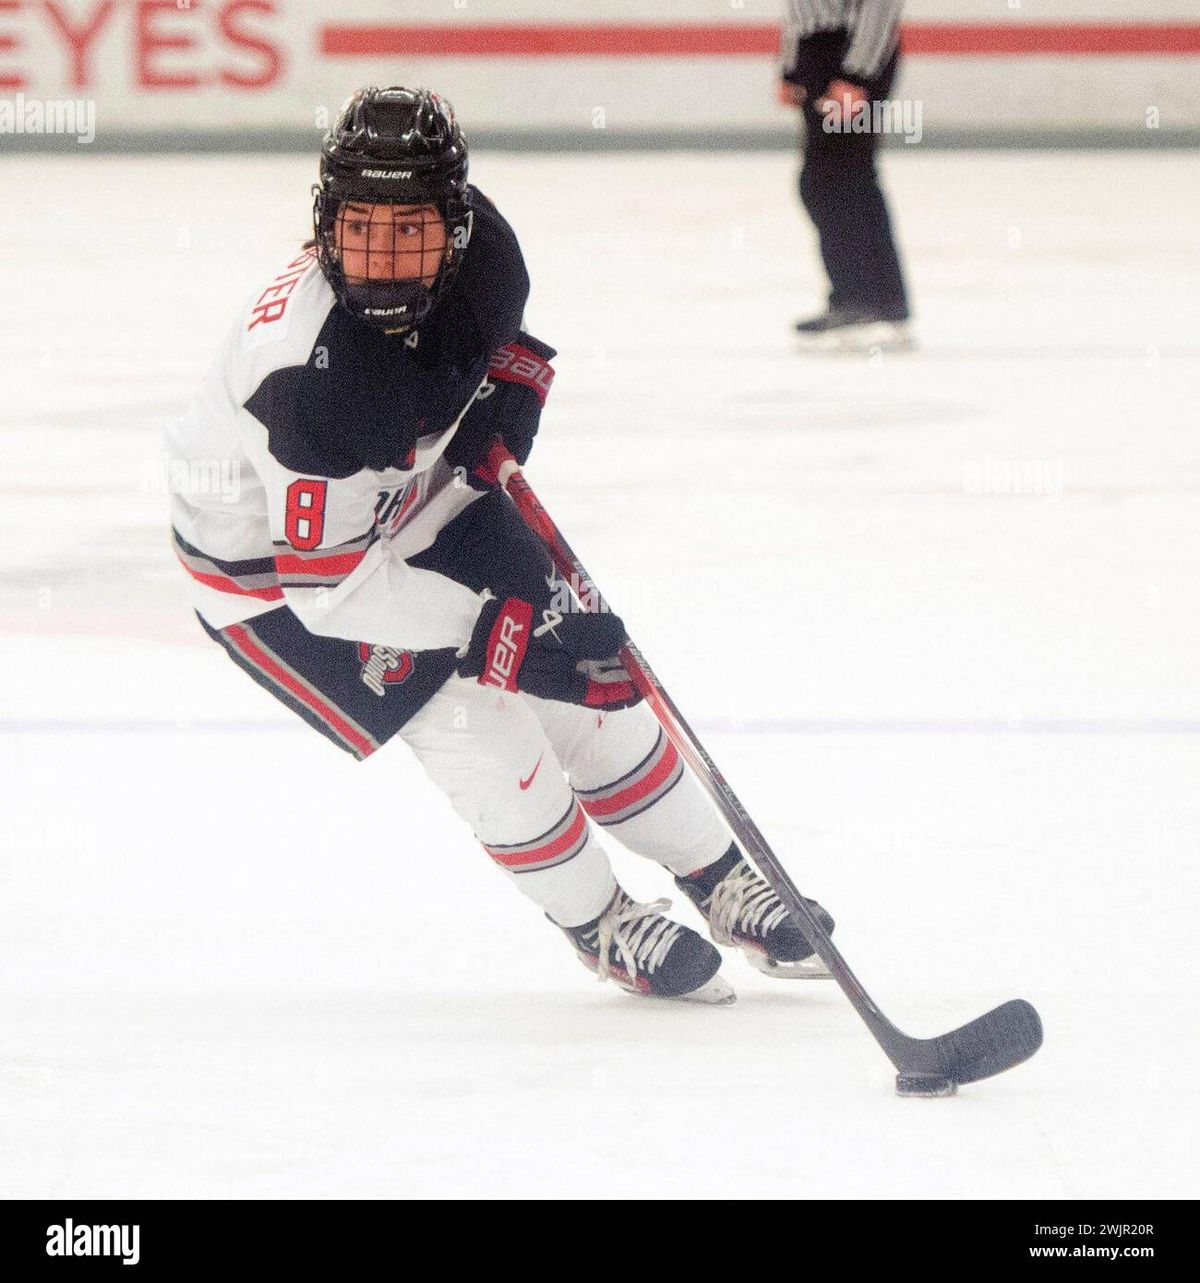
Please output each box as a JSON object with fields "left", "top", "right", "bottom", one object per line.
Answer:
{"left": 166, "top": 189, "right": 551, "bottom": 654}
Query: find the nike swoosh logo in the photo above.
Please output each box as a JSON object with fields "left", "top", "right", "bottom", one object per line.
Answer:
{"left": 519, "top": 753, "right": 544, "bottom": 791}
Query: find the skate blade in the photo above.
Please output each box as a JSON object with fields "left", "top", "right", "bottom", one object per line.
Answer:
{"left": 675, "top": 973, "right": 737, "bottom": 1005}
{"left": 797, "top": 323, "right": 915, "bottom": 354}
{"left": 742, "top": 947, "right": 834, "bottom": 980}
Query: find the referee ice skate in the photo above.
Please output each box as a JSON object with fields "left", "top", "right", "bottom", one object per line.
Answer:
{"left": 781, "top": 0, "right": 913, "bottom": 350}
{"left": 167, "top": 87, "right": 836, "bottom": 1004}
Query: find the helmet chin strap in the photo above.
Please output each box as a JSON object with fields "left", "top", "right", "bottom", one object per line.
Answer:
{"left": 341, "top": 277, "right": 434, "bottom": 331}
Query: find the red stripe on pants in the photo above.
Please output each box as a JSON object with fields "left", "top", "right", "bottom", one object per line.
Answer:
{"left": 225, "top": 624, "right": 377, "bottom": 759}
{"left": 580, "top": 740, "right": 680, "bottom": 820}
{"left": 486, "top": 804, "right": 587, "bottom": 869}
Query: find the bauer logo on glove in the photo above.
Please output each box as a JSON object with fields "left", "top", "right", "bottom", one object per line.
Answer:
{"left": 462, "top": 595, "right": 640, "bottom": 710}
{"left": 444, "top": 333, "right": 557, "bottom": 488}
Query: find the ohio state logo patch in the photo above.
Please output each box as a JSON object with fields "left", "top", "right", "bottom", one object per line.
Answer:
{"left": 358, "top": 643, "right": 415, "bottom": 696}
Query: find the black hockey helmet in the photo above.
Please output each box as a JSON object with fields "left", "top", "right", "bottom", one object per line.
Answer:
{"left": 313, "top": 87, "right": 472, "bottom": 332}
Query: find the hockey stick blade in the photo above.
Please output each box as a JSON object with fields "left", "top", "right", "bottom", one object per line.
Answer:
{"left": 889, "top": 998, "right": 1043, "bottom": 1084}
{"left": 755, "top": 873, "right": 1043, "bottom": 1086}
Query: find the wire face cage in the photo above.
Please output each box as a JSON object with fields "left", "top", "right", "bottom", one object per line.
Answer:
{"left": 313, "top": 187, "right": 471, "bottom": 331}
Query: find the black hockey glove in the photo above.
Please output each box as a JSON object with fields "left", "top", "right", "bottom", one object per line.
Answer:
{"left": 445, "top": 335, "right": 556, "bottom": 489}
{"left": 459, "top": 596, "right": 642, "bottom": 710}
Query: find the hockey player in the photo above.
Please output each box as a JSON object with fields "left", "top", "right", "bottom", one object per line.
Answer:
{"left": 167, "top": 87, "right": 835, "bottom": 1004}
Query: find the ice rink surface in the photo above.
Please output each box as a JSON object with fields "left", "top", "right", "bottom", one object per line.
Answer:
{"left": 2, "top": 148, "right": 1198, "bottom": 1200}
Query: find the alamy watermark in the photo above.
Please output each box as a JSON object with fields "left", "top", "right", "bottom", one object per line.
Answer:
{"left": 964, "top": 456, "right": 1064, "bottom": 498}
{"left": 46, "top": 1219, "right": 139, "bottom": 1265}
{"left": 142, "top": 458, "right": 242, "bottom": 503}
{"left": 822, "top": 98, "right": 923, "bottom": 145}
{"left": 0, "top": 94, "right": 96, "bottom": 145}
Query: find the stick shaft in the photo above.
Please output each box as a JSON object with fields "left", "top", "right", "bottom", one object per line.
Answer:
{"left": 485, "top": 446, "right": 901, "bottom": 1050}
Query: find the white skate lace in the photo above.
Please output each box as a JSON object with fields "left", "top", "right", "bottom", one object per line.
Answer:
{"left": 707, "top": 864, "right": 788, "bottom": 947}
{"left": 592, "top": 893, "right": 683, "bottom": 985}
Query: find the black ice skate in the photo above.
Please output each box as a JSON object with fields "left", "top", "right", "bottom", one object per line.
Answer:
{"left": 677, "top": 845, "right": 836, "bottom": 979}
{"left": 557, "top": 887, "right": 734, "bottom": 1004}
{"left": 793, "top": 305, "right": 913, "bottom": 353}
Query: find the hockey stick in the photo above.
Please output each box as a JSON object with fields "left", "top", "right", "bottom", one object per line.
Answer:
{"left": 481, "top": 441, "right": 1043, "bottom": 1093}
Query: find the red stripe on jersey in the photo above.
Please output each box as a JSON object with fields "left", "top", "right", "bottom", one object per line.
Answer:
{"left": 176, "top": 553, "right": 284, "bottom": 602}
{"left": 487, "top": 804, "right": 587, "bottom": 869}
{"left": 274, "top": 549, "right": 367, "bottom": 578}
{"left": 224, "top": 624, "right": 376, "bottom": 758}
{"left": 580, "top": 738, "right": 680, "bottom": 819}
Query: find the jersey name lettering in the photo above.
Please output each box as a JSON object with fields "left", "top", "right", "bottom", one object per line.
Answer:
{"left": 247, "top": 248, "right": 317, "bottom": 330}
